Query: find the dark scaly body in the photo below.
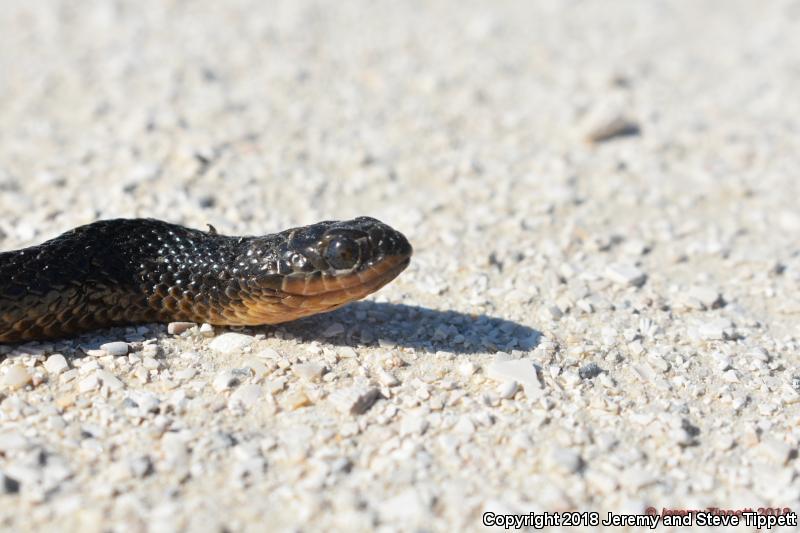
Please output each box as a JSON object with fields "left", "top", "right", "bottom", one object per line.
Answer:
{"left": 0, "top": 217, "right": 412, "bottom": 342}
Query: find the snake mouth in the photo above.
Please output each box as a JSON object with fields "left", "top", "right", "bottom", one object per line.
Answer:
{"left": 278, "top": 254, "right": 411, "bottom": 309}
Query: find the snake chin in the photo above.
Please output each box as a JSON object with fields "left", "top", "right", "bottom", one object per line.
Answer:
{"left": 235, "top": 255, "right": 410, "bottom": 325}
{"left": 280, "top": 254, "right": 410, "bottom": 300}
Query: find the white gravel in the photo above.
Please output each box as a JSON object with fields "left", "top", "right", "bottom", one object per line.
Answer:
{"left": 1, "top": 0, "right": 800, "bottom": 530}
{"left": 99, "top": 341, "right": 129, "bottom": 357}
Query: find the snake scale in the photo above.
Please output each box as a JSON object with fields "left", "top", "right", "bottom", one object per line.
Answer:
{"left": 0, "top": 217, "right": 412, "bottom": 342}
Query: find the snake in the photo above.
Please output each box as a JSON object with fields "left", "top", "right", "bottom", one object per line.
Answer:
{"left": 0, "top": 217, "right": 412, "bottom": 343}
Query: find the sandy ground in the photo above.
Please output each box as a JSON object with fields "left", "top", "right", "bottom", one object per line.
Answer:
{"left": 1, "top": 0, "right": 800, "bottom": 531}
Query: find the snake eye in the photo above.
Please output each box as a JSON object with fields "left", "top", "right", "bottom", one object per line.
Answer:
{"left": 324, "top": 238, "right": 360, "bottom": 270}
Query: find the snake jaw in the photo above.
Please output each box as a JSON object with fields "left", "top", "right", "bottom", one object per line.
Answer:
{"left": 228, "top": 255, "right": 409, "bottom": 325}
{"left": 280, "top": 253, "right": 410, "bottom": 298}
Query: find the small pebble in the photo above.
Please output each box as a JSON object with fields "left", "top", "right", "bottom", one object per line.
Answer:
{"left": 379, "top": 489, "right": 431, "bottom": 523}
{"left": 60, "top": 369, "right": 78, "bottom": 383}
{"left": 129, "top": 456, "right": 154, "bottom": 478}
{"left": 213, "top": 370, "right": 240, "bottom": 392}
{"left": 578, "top": 363, "right": 603, "bottom": 380}
{"left": 174, "top": 368, "right": 197, "bottom": 381}
{"left": 714, "top": 434, "right": 736, "bottom": 451}
{"left": 141, "top": 344, "right": 160, "bottom": 358}
{"left": 648, "top": 355, "right": 670, "bottom": 373}
{"left": 285, "top": 390, "right": 312, "bottom": 410}
{"left": 377, "top": 369, "right": 400, "bottom": 387}
{"left": 722, "top": 370, "right": 739, "bottom": 383}
{"left": 96, "top": 370, "right": 125, "bottom": 391}
{"left": 161, "top": 433, "right": 189, "bottom": 468}
{"left": 400, "top": 414, "right": 429, "bottom": 436}
{"left": 714, "top": 354, "right": 732, "bottom": 371}
{"left": 44, "top": 354, "right": 69, "bottom": 374}
{"left": 256, "top": 347, "right": 281, "bottom": 359}
{"left": 458, "top": 362, "right": 477, "bottom": 377}
{"left": 498, "top": 380, "right": 519, "bottom": 399}
{"left": 142, "top": 357, "right": 161, "bottom": 370}
{"left": 1, "top": 473, "right": 20, "bottom": 494}
{"left": 486, "top": 359, "right": 542, "bottom": 398}
{"left": 54, "top": 393, "right": 76, "bottom": 410}
{"left": 264, "top": 378, "right": 286, "bottom": 394}
{"left": 329, "top": 385, "right": 380, "bottom": 415}
{"left": 209, "top": 333, "right": 254, "bottom": 354}
{"left": 604, "top": 264, "right": 647, "bottom": 287}
{"left": 131, "top": 392, "right": 160, "bottom": 414}
{"left": 79, "top": 360, "right": 100, "bottom": 374}
{"left": 168, "top": 322, "right": 196, "bottom": 335}
{"left": 585, "top": 115, "right": 640, "bottom": 143}
{"left": 3, "top": 365, "right": 31, "bottom": 391}
{"left": 541, "top": 305, "right": 563, "bottom": 321}
{"left": 749, "top": 347, "right": 770, "bottom": 362}
{"left": 671, "top": 419, "right": 699, "bottom": 446}
{"left": 339, "top": 346, "right": 358, "bottom": 358}
{"left": 586, "top": 469, "right": 618, "bottom": 494}
{"left": 229, "top": 384, "right": 262, "bottom": 409}
{"left": 550, "top": 447, "right": 583, "bottom": 474}
{"left": 756, "top": 438, "right": 792, "bottom": 465}
{"left": 697, "top": 318, "right": 736, "bottom": 341}
{"left": 78, "top": 374, "right": 100, "bottom": 393}
{"left": 622, "top": 239, "right": 649, "bottom": 256}
{"left": 100, "top": 341, "right": 129, "bottom": 356}
{"left": 687, "top": 286, "right": 723, "bottom": 309}
{"left": 0, "top": 431, "right": 28, "bottom": 452}
{"left": 454, "top": 416, "right": 476, "bottom": 434}
{"left": 562, "top": 371, "right": 581, "bottom": 387}
{"left": 292, "top": 362, "right": 326, "bottom": 382}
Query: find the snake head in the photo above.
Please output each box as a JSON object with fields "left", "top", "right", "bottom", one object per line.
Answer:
{"left": 317, "top": 216, "right": 412, "bottom": 273}
{"left": 246, "top": 217, "right": 412, "bottom": 319}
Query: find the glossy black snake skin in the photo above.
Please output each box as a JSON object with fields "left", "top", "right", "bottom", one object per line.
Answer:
{"left": 0, "top": 217, "right": 412, "bottom": 342}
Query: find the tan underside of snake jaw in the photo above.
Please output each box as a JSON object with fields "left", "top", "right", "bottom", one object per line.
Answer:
{"left": 204, "top": 255, "right": 410, "bottom": 326}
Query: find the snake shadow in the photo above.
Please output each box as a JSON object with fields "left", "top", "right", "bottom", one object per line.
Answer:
{"left": 274, "top": 301, "right": 542, "bottom": 355}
